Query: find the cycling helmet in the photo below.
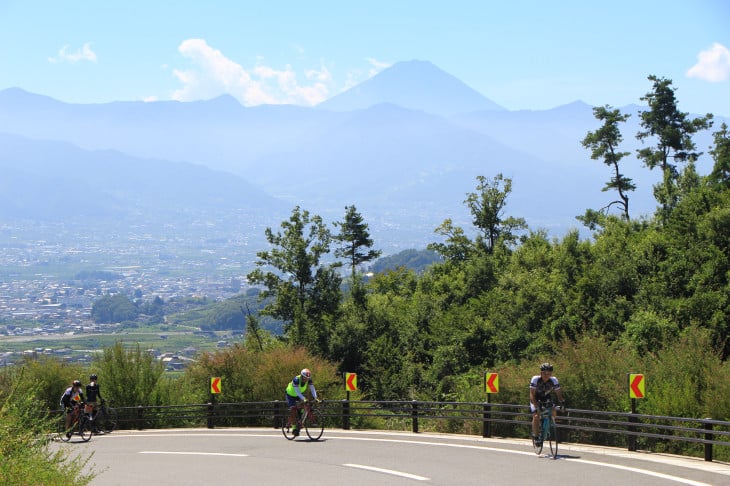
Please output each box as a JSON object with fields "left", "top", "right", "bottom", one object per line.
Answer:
{"left": 72, "top": 380, "right": 82, "bottom": 387}
{"left": 540, "top": 362, "right": 554, "bottom": 372}
{"left": 90, "top": 374, "right": 98, "bottom": 381}
{"left": 300, "top": 368, "right": 312, "bottom": 380}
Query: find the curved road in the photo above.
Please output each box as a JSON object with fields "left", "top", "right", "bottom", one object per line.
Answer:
{"left": 57, "top": 428, "right": 729, "bottom": 485}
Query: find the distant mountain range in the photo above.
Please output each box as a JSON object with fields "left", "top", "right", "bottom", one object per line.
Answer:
{"left": 0, "top": 133, "right": 284, "bottom": 220}
{"left": 0, "top": 60, "right": 725, "bottom": 249}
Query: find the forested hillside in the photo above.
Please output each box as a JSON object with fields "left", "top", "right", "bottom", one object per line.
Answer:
{"left": 241, "top": 75, "right": 729, "bottom": 419}
{"left": 3, "top": 75, "right": 729, "bottom": 465}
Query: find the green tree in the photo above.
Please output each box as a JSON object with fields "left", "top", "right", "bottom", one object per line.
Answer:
{"left": 95, "top": 342, "right": 165, "bottom": 407}
{"left": 91, "top": 293, "right": 139, "bottom": 323}
{"left": 333, "top": 205, "right": 382, "bottom": 277}
{"left": 636, "top": 75, "right": 713, "bottom": 219}
{"left": 430, "top": 174, "right": 526, "bottom": 262}
{"left": 247, "top": 206, "right": 341, "bottom": 354}
{"left": 465, "top": 174, "right": 527, "bottom": 253}
{"left": 582, "top": 105, "right": 635, "bottom": 221}
{"left": 429, "top": 219, "right": 474, "bottom": 262}
{"left": 709, "top": 122, "right": 730, "bottom": 189}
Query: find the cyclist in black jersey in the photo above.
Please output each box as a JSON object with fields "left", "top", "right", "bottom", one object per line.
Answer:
{"left": 530, "top": 362, "right": 565, "bottom": 443}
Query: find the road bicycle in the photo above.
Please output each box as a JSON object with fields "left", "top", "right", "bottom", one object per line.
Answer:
{"left": 86, "top": 399, "right": 118, "bottom": 434}
{"left": 58, "top": 404, "right": 92, "bottom": 442}
{"left": 532, "top": 401, "right": 562, "bottom": 458}
{"left": 281, "top": 400, "right": 324, "bottom": 441}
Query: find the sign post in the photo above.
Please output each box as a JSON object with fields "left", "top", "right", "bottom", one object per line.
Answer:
{"left": 483, "top": 372, "right": 499, "bottom": 438}
{"left": 209, "top": 377, "right": 221, "bottom": 429}
{"left": 627, "top": 373, "right": 645, "bottom": 451}
{"left": 343, "top": 373, "right": 357, "bottom": 430}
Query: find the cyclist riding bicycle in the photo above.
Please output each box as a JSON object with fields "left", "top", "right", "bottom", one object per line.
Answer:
{"left": 85, "top": 373, "right": 104, "bottom": 429}
{"left": 285, "top": 368, "right": 319, "bottom": 437}
{"left": 85, "top": 373, "right": 103, "bottom": 412}
{"left": 60, "top": 380, "right": 85, "bottom": 438}
{"left": 530, "top": 362, "right": 565, "bottom": 445}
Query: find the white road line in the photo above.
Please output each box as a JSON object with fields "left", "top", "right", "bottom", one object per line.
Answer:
{"left": 139, "top": 451, "right": 249, "bottom": 457}
{"left": 570, "top": 459, "right": 713, "bottom": 486}
{"left": 115, "top": 431, "right": 721, "bottom": 484}
{"left": 343, "top": 463, "right": 429, "bottom": 481}
{"left": 334, "top": 437, "right": 713, "bottom": 485}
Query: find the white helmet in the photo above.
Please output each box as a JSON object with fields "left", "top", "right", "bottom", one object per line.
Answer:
{"left": 300, "top": 368, "right": 312, "bottom": 380}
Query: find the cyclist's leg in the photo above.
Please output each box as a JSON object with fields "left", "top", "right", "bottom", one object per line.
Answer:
{"left": 530, "top": 402, "right": 540, "bottom": 438}
{"left": 62, "top": 408, "right": 73, "bottom": 438}
{"left": 286, "top": 395, "right": 299, "bottom": 434}
{"left": 65, "top": 407, "right": 78, "bottom": 437}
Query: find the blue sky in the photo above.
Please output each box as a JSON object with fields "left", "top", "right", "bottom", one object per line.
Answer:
{"left": 1, "top": 1, "right": 729, "bottom": 116}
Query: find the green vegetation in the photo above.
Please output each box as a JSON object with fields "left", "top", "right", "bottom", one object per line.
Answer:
{"left": 371, "top": 248, "right": 442, "bottom": 274}
{"left": 3, "top": 74, "right": 729, "bottom": 463}
{"left": 0, "top": 368, "right": 93, "bottom": 485}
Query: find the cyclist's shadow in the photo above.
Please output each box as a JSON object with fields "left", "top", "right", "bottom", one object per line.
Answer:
{"left": 541, "top": 453, "right": 580, "bottom": 460}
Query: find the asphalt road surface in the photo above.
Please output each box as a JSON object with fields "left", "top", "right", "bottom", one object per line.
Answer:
{"left": 54, "top": 428, "right": 730, "bottom": 485}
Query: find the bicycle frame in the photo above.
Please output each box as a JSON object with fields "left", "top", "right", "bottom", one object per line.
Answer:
{"left": 539, "top": 407, "right": 553, "bottom": 440}
{"left": 281, "top": 401, "right": 324, "bottom": 441}
{"left": 533, "top": 402, "right": 558, "bottom": 459}
{"left": 289, "top": 401, "right": 313, "bottom": 429}
{"left": 59, "top": 405, "right": 92, "bottom": 442}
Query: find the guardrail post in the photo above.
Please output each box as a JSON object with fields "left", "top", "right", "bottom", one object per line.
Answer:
{"left": 342, "top": 398, "right": 351, "bottom": 430}
{"left": 273, "top": 400, "right": 282, "bottom": 429}
{"left": 628, "top": 398, "right": 637, "bottom": 452}
{"left": 411, "top": 400, "right": 419, "bottom": 433}
{"left": 136, "top": 405, "right": 144, "bottom": 430}
{"left": 482, "top": 402, "right": 491, "bottom": 438}
{"left": 704, "top": 418, "right": 713, "bottom": 462}
{"left": 207, "top": 401, "right": 215, "bottom": 429}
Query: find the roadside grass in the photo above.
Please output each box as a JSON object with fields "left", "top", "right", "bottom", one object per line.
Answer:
{"left": 0, "top": 371, "right": 95, "bottom": 485}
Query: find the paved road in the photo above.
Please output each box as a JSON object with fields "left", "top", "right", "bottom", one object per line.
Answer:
{"left": 55, "top": 428, "right": 730, "bottom": 485}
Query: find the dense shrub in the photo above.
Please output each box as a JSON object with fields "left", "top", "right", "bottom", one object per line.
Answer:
{"left": 0, "top": 370, "right": 93, "bottom": 484}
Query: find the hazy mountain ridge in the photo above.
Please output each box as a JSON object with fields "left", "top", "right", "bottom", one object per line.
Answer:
{"left": 0, "top": 60, "right": 726, "bottom": 245}
{"left": 0, "top": 132, "right": 286, "bottom": 220}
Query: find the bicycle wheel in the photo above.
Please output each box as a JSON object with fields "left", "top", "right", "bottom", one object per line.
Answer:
{"left": 281, "top": 417, "right": 297, "bottom": 441}
{"left": 100, "top": 407, "right": 118, "bottom": 433}
{"left": 78, "top": 416, "right": 92, "bottom": 442}
{"left": 533, "top": 416, "right": 549, "bottom": 455}
{"left": 58, "top": 416, "right": 71, "bottom": 442}
{"left": 532, "top": 431, "right": 543, "bottom": 455}
{"left": 304, "top": 409, "right": 324, "bottom": 441}
{"left": 548, "top": 418, "right": 558, "bottom": 459}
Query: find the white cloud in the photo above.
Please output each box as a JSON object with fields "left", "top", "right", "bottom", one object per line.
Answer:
{"left": 342, "top": 58, "right": 390, "bottom": 91}
{"left": 366, "top": 57, "right": 391, "bottom": 78}
{"left": 686, "top": 42, "right": 730, "bottom": 82}
{"left": 48, "top": 42, "right": 97, "bottom": 63}
{"left": 171, "top": 38, "right": 334, "bottom": 106}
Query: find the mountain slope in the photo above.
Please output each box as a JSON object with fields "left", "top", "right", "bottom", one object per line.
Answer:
{"left": 317, "top": 60, "right": 505, "bottom": 115}
{"left": 0, "top": 132, "right": 285, "bottom": 220}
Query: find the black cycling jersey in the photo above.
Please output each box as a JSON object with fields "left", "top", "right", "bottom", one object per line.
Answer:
{"left": 530, "top": 375, "right": 561, "bottom": 402}
{"left": 86, "top": 382, "right": 102, "bottom": 402}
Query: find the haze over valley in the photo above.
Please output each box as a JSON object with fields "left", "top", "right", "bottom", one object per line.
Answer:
{"left": 1, "top": 60, "right": 726, "bottom": 361}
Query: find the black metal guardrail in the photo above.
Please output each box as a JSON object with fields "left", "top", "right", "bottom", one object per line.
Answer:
{"left": 68, "top": 400, "right": 730, "bottom": 463}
